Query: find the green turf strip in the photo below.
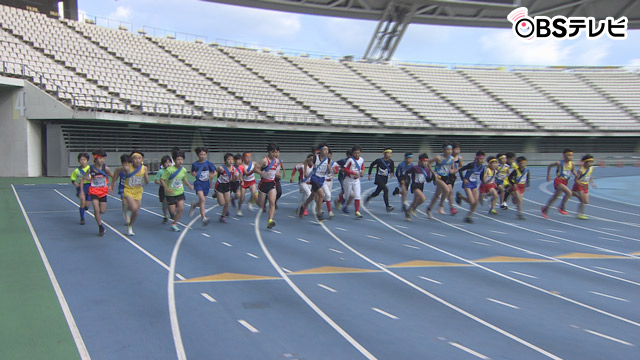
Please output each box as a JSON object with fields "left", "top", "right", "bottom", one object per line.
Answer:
{"left": 0, "top": 177, "right": 80, "bottom": 360}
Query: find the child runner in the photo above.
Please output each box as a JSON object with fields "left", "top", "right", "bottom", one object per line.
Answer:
{"left": 83, "top": 150, "right": 112, "bottom": 236}
{"left": 507, "top": 156, "right": 529, "bottom": 220}
{"left": 230, "top": 153, "right": 244, "bottom": 214}
{"left": 495, "top": 153, "right": 510, "bottom": 210}
{"left": 239, "top": 152, "right": 258, "bottom": 213}
{"left": 214, "top": 153, "right": 240, "bottom": 223}
{"left": 70, "top": 152, "right": 91, "bottom": 225}
{"left": 501, "top": 152, "right": 517, "bottom": 209}
{"left": 541, "top": 148, "right": 576, "bottom": 219}
{"left": 335, "top": 150, "right": 351, "bottom": 211}
{"left": 274, "top": 146, "right": 285, "bottom": 208}
{"left": 155, "top": 155, "right": 172, "bottom": 223}
{"left": 189, "top": 147, "right": 216, "bottom": 225}
{"left": 365, "top": 147, "right": 395, "bottom": 212}
{"left": 161, "top": 150, "right": 194, "bottom": 232}
{"left": 291, "top": 154, "right": 313, "bottom": 216}
{"left": 121, "top": 150, "right": 148, "bottom": 235}
{"left": 256, "top": 143, "right": 282, "bottom": 229}
{"left": 299, "top": 143, "right": 332, "bottom": 221}
{"left": 110, "top": 154, "right": 131, "bottom": 224}
{"left": 479, "top": 156, "right": 499, "bottom": 215}
{"left": 322, "top": 149, "right": 340, "bottom": 219}
{"left": 455, "top": 151, "right": 486, "bottom": 223}
{"left": 573, "top": 154, "right": 596, "bottom": 220}
{"left": 426, "top": 142, "right": 455, "bottom": 219}
{"left": 393, "top": 152, "right": 414, "bottom": 211}
{"left": 342, "top": 145, "right": 365, "bottom": 219}
{"left": 404, "top": 153, "right": 434, "bottom": 221}
{"left": 444, "top": 141, "right": 462, "bottom": 216}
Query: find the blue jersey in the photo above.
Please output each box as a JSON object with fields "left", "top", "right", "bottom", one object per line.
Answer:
{"left": 191, "top": 161, "right": 216, "bottom": 183}
{"left": 458, "top": 161, "right": 485, "bottom": 188}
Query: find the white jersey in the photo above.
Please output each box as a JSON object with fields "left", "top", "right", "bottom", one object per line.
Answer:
{"left": 261, "top": 156, "right": 281, "bottom": 182}
{"left": 344, "top": 157, "right": 365, "bottom": 180}
{"left": 243, "top": 161, "right": 256, "bottom": 182}
{"left": 313, "top": 155, "right": 331, "bottom": 178}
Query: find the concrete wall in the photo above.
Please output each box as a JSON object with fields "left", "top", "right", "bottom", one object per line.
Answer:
{"left": 0, "top": 78, "right": 43, "bottom": 177}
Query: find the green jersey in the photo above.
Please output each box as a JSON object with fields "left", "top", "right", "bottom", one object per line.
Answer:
{"left": 161, "top": 166, "right": 188, "bottom": 196}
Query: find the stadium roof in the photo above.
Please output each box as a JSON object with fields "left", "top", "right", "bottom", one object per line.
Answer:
{"left": 203, "top": 0, "right": 640, "bottom": 28}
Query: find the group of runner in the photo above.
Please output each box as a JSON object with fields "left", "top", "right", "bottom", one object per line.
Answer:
{"left": 69, "top": 142, "right": 596, "bottom": 236}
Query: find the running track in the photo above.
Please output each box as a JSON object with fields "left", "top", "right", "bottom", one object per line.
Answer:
{"left": 11, "top": 167, "right": 640, "bottom": 360}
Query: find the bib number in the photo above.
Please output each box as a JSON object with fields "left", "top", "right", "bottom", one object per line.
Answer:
{"left": 128, "top": 176, "right": 142, "bottom": 187}
{"left": 171, "top": 178, "right": 183, "bottom": 189}
{"left": 91, "top": 176, "right": 106, "bottom": 187}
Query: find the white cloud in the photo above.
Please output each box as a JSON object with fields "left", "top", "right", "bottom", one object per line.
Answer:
{"left": 108, "top": 6, "right": 131, "bottom": 21}
{"left": 627, "top": 58, "right": 640, "bottom": 66}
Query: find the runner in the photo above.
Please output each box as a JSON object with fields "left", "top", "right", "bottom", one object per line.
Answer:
{"left": 572, "top": 154, "right": 597, "bottom": 220}
{"left": 70, "top": 152, "right": 91, "bottom": 225}
{"left": 342, "top": 145, "right": 365, "bottom": 219}
{"left": 365, "top": 147, "right": 395, "bottom": 212}
{"left": 404, "top": 153, "right": 434, "bottom": 221}
{"left": 255, "top": 143, "right": 282, "bottom": 229}
{"left": 189, "top": 147, "right": 216, "bottom": 225}
{"left": 455, "top": 151, "right": 485, "bottom": 223}
{"left": 507, "top": 156, "right": 529, "bottom": 220}
{"left": 541, "top": 148, "right": 576, "bottom": 219}
{"left": 83, "top": 150, "right": 113, "bottom": 236}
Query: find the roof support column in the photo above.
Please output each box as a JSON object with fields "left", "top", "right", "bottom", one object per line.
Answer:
{"left": 363, "top": 0, "right": 416, "bottom": 62}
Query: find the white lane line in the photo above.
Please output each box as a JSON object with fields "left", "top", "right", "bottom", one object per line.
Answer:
{"left": 335, "top": 227, "right": 348, "bottom": 231}
{"left": 598, "top": 236, "right": 622, "bottom": 242}
{"left": 271, "top": 230, "right": 282, "bottom": 234}
{"left": 297, "top": 238, "right": 310, "bottom": 243}
{"left": 366, "top": 235, "right": 381, "bottom": 240}
{"left": 396, "top": 224, "right": 408, "bottom": 229}
{"left": 594, "top": 267, "right": 625, "bottom": 274}
{"left": 282, "top": 267, "right": 292, "bottom": 273}
{"left": 449, "top": 342, "right": 490, "bottom": 360}
{"left": 546, "top": 228, "right": 565, "bottom": 233}
{"left": 473, "top": 241, "right": 491, "bottom": 246}
{"left": 590, "top": 291, "right": 629, "bottom": 302}
{"left": 371, "top": 307, "right": 399, "bottom": 320}
{"left": 430, "top": 232, "right": 446, "bottom": 237}
{"left": 201, "top": 293, "right": 216, "bottom": 303}
{"left": 238, "top": 320, "right": 260, "bottom": 333}
{"left": 288, "top": 215, "right": 297, "bottom": 219}
{"left": 366, "top": 219, "right": 376, "bottom": 223}
{"left": 329, "top": 248, "right": 344, "bottom": 254}
{"left": 510, "top": 271, "right": 538, "bottom": 279}
{"left": 419, "top": 276, "right": 442, "bottom": 284}
{"left": 317, "top": 284, "right": 338, "bottom": 293}
{"left": 602, "top": 227, "right": 621, "bottom": 232}
{"left": 487, "top": 298, "right": 520, "bottom": 309}
{"left": 490, "top": 230, "right": 507, "bottom": 235}
{"left": 201, "top": 233, "right": 210, "bottom": 238}
{"left": 584, "top": 329, "right": 635, "bottom": 346}
{"left": 538, "top": 238, "right": 558, "bottom": 243}
{"left": 254, "top": 210, "right": 376, "bottom": 359}
{"left": 403, "top": 244, "right": 420, "bottom": 249}
{"left": 247, "top": 253, "right": 259, "bottom": 259}
{"left": 222, "top": 242, "right": 232, "bottom": 247}
{"left": 249, "top": 222, "right": 255, "bottom": 226}
{"left": 16, "top": 187, "right": 90, "bottom": 360}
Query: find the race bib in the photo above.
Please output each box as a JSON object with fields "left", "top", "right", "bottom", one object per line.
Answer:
{"left": 198, "top": 170, "right": 209, "bottom": 182}
{"left": 91, "top": 176, "right": 107, "bottom": 187}
{"left": 416, "top": 174, "right": 425, "bottom": 183}
{"left": 469, "top": 174, "right": 478, "bottom": 182}
{"left": 128, "top": 176, "right": 142, "bottom": 187}
{"left": 378, "top": 168, "right": 389, "bottom": 177}
{"left": 171, "top": 177, "right": 183, "bottom": 189}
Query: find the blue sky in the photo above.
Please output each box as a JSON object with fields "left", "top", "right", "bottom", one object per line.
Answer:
{"left": 77, "top": 0, "right": 640, "bottom": 67}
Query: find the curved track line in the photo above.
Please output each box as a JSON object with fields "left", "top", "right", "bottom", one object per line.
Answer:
{"left": 253, "top": 195, "right": 377, "bottom": 360}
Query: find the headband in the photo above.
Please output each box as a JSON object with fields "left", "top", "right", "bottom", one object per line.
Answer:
{"left": 419, "top": 155, "right": 428, "bottom": 160}
{"left": 93, "top": 154, "right": 106, "bottom": 159}
{"left": 131, "top": 152, "right": 143, "bottom": 158}
{"left": 498, "top": 155, "right": 507, "bottom": 160}
{"left": 445, "top": 145, "right": 453, "bottom": 150}
{"left": 583, "top": 157, "right": 594, "bottom": 162}
{"left": 405, "top": 154, "right": 413, "bottom": 158}
{"left": 384, "top": 149, "right": 392, "bottom": 153}
{"left": 243, "top": 153, "right": 251, "bottom": 158}
{"left": 489, "top": 159, "right": 498, "bottom": 163}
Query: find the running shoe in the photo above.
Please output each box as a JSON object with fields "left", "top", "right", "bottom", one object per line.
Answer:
{"left": 489, "top": 209, "right": 498, "bottom": 215}
{"left": 438, "top": 207, "right": 445, "bottom": 215}
{"left": 541, "top": 206, "right": 549, "bottom": 219}
{"left": 517, "top": 213, "right": 526, "bottom": 220}
{"left": 316, "top": 213, "right": 325, "bottom": 222}
{"left": 236, "top": 209, "right": 243, "bottom": 217}
{"left": 364, "top": 195, "right": 372, "bottom": 206}
{"left": 342, "top": 206, "right": 350, "bottom": 214}
{"left": 297, "top": 206, "right": 304, "bottom": 218}
{"left": 558, "top": 207, "right": 569, "bottom": 215}
{"left": 162, "top": 217, "right": 168, "bottom": 224}
{"left": 411, "top": 209, "right": 417, "bottom": 216}
{"left": 386, "top": 205, "right": 395, "bottom": 213}
{"left": 267, "top": 219, "right": 276, "bottom": 229}
{"left": 189, "top": 202, "right": 197, "bottom": 217}
{"left": 303, "top": 209, "right": 309, "bottom": 216}
{"left": 426, "top": 207, "right": 433, "bottom": 219}
{"left": 248, "top": 203, "right": 255, "bottom": 211}
{"left": 405, "top": 211, "right": 412, "bottom": 221}
{"left": 501, "top": 202, "right": 508, "bottom": 210}
{"left": 455, "top": 191, "right": 462, "bottom": 205}
{"left": 335, "top": 200, "right": 342, "bottom": 210}
{"left": 219, "top": 216, "right": 227, "bottom": 224}
{"left": 464, "top": 216, "right": 473, "bottom": 224}
{"left": 126, "top": 226, "right": 135, "bottom": 236}
{"left": 225, "top": 211, "right": 230, "bottom": 217}
{"left": 98, "top": 225, "right": 105, "bottom": 236}
{"left": 355, "top": 211, "right": 363, "bottom": 219}
{"left": 171, "top": 225, "right": 180, "bottom": 232}
{"left": 80, "top": 220, "right": 85, "bottom": 225}
{"left": 577, "top": 214, "right": 589, "bottom": 220}
{"left": 202, "top": 217, "right": 209, "bottom": 226}
{"left": 392, "top": 187, "right": 400, "bottom": 196}
{"left": 450, "top": 207, "right": 458, "bottom": 215}
{"left": 328, "top": 211, "right": 334, "bottom": 219}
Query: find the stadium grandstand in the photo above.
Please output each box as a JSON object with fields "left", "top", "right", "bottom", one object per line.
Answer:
{"left": 0, "top": 1, "right": 639, "bottom": 177}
